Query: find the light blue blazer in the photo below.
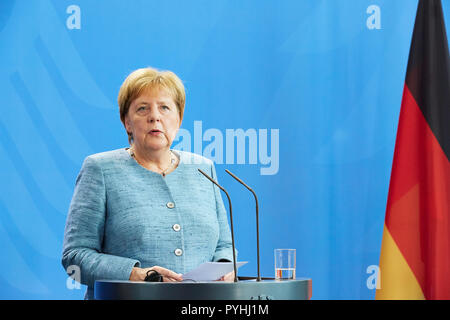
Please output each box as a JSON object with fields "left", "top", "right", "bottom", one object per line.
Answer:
{"left": 61, "top": 148, "right": 234, "bottom": 299}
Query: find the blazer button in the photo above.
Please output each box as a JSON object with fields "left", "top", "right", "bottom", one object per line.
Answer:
{"left": 174, "top": 248, "right": 183, "bottom": 256}
{"left": 166, "top": 202, "right": 175, "bottom": 209}
{"left": 173, "top": 224, "right": 181, "bottom": 232}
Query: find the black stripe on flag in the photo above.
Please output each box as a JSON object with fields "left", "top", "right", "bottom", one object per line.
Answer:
{"left": 405, "top": 0, "right": 450, "bottom": 160}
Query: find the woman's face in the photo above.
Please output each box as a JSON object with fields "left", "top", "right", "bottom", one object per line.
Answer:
{"left": 125, "top": 86, "right": 181, "bottom": 154}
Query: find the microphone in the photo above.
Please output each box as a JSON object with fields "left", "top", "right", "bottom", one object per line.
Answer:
{"left": 225, "top": 169, "right": 261, "bottom": 282}
{"left": 198, "top": 168, "right": 238, "bottom": 282}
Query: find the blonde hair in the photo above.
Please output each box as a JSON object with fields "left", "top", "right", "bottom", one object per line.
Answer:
{"left": 118, "top": 67, "right": 186, "bottom": 144}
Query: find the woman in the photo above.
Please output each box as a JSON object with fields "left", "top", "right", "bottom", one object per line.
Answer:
{"left": 62, "top": 67, "right": 234, "bottom": 300}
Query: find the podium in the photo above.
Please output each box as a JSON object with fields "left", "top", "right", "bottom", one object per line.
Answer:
{"left": 94, "top": 278, "right": 312, "bottom": 300}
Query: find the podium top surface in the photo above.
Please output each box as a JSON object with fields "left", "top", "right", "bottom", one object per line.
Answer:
{"left": 94, "top": 278, "right": 312, "bottom": 300}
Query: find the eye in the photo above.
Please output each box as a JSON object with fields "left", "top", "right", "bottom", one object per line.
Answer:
{"left": 136, "top": 105, "right": 149, "bottom": 115}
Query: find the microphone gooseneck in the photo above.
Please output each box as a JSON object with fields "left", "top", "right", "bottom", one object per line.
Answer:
{"left": 225, "top": 169, "right": 261, "bottom": 282}
{"left": 198, "top": 169, "right": 238, "bottom": 282}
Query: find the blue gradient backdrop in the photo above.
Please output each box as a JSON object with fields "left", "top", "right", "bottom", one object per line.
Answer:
{"left": 0, "top": 0, "right": 449, "bottom": 299}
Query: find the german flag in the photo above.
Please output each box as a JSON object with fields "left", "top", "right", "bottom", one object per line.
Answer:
{"left": 376, "top": 0, "right": 450, "bottom": 299}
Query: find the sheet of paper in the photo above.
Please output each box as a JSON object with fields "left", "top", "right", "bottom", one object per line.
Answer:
{"left": 182, "top": 261, "right": 247, "bottom": 282}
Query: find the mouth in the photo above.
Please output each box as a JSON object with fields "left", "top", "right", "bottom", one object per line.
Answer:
{"left": 149, "top": 129, "right": 163, "bottom": 135}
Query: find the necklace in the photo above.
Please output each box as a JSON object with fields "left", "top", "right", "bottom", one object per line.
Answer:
{"left": 129, "top": 147, "right": 177, "bottom": 177}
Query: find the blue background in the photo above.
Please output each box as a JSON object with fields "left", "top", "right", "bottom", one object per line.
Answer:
{"left": 0, "top": 0, "right": 449, "bottom": 299}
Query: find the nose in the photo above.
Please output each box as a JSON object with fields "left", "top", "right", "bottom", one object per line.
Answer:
{"left": 147, "top": 106, "right": 161, "bottom": 122}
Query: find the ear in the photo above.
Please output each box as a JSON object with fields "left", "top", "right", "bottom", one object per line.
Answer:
{"left": 124, "top": 114, "right": 132, "bottom": 134}
{"left": 177, "top": 112, "right": 183, "bottom": 129}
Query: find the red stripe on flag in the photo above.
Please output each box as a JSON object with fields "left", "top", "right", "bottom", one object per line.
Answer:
{"left": 385, "top": 84, "right": 450, "bottom": 299}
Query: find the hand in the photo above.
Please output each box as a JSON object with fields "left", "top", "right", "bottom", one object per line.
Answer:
{"left": 218, "top": 271, "right": 235, "bottom": 282}
{"left": 129, "top": 266, "right": 183, "bottom": 282}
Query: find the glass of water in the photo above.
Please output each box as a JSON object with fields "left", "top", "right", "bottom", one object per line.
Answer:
{"left": 274, "top": 249, "right": 296, "bottom": 280}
